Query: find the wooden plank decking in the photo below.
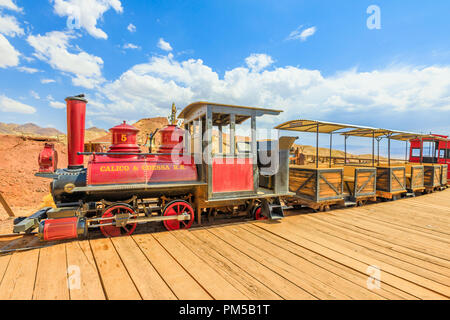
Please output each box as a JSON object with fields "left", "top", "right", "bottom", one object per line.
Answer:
{"left": 0, "top": 189, "right": 449, "bottom": 300}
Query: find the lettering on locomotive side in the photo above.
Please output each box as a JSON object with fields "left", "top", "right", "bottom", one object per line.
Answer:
{"left": 99, "top": 164, "right": 187, "bottom": 172}
{"left": 100, "top": 165, "right": 130, "bottom": 172}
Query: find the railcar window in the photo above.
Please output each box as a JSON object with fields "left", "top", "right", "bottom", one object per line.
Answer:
{"left": 439, "top": 149, "right": 446, "bottom": 159}
{"left": 411, "top": 148, "right": 421, "bottom": 157}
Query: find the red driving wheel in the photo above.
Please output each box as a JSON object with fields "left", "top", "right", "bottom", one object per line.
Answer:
{"left": 253, "top": 206, "right": 268, "bottom": 220}
{"left": 163, "top": 200, "right": 195, "bottom": 231}
{"left": 100, "top": 205, "right": 137, "bottom": 237}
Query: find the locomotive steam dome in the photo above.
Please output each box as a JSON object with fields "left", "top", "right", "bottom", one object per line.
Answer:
{"left": 108, "top": 121, "right": 140, "bottom": 154}
{"left": 158, "top": 124, "right": 185, "bottom": 154}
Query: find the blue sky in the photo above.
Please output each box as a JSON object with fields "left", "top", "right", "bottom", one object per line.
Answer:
{"left": 1, "top": 0, "right": 450, "bottom": 156}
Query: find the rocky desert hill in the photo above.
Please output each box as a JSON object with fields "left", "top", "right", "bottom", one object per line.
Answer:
{"left": 0, "top": 122, "right": 63, "bottom": 137}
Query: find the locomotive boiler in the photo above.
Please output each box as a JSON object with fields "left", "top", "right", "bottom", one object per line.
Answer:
{"left": 13, "top": 96, "right": 295, "bottom": 241}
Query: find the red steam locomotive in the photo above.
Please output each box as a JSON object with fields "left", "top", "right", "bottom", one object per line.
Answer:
{"left": 14, "top": 95, "right": 294, "bottom": 241}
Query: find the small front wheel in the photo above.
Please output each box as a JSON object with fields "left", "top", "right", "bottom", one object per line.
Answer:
{"left": 252, "top": 206, "right": 267, "bottom": 221}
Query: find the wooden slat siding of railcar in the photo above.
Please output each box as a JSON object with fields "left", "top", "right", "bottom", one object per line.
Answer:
{"left": 65, "top": 241, "right": 105, "bottom": 300}
{"left": 289, "top": 168, "right": 317, "bottom": 197}
{"left": 441, "top": 165, "right": 448, "bottom": 185}
{"left": 192, "top": 228, "right": 316, "bottom": 300}
{"left": 255, "top": 221, "right": 447, "bottom": 299}
{"left": 376, "top": 167, "right": 389, "bottom": 192}
{"left": 325, "top": 208, "right": 450, "bottom": 261}
{"left": 171, "top": 230, "right": 282, "bottom": 300}
{"left": 391, "top": 167, "right": 406, "bottom": 192}
{"left": 221, "top": 224, "right": 380, "bottom": 300}
{"left": 243, "top": 224, "right": 415, "bottom": 300}
{"left": 424, "top": 166, "right": 440, "bottom": 188}
{"left": 288, "top": 217, "right": 450, "bottom": 289}
{"left": 356, "top": 169, "right": 376, "bottom": 196}
{"left": 33, "top": 243, "right": 70, "bottom": 300}
{"left": 317, "top": 170, "right": 343, "bottom": 199}
{"left": 132, "top": 234, "right": 211, "bottom": 300}
{"left": 0, "top": 249, "right": 39, "bottom": 300}
{"left": 90, "top": 238, "right": 141, "bottom": 300}
{"left": 305, "top": 214, "right": 450, "bottom": 278}
{"left": 411, "top": 166, "right": 425, "bottom": 190}
{"left": 111, "top": 236, "right": 177, "bottom": 300}
{"left": 152, "top": 231, "right": 248, "bottom": 300}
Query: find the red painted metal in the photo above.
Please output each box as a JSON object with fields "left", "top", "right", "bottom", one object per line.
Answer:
{"left": 87, "top": 154, "right": 197, "bottom": 185}
{"left": 38, "top": 143, "right": 58, "bottom": 173}
{"left": 409, "top": 134, "right": 450, "bottom": 179}
{"left": 212, "top": 157, "right": 254, "bottom": 193}
{"left": 158, "top": 125, "right": 185, "bottom": 154}
{"left": 42, "top": 217, "right": 78, "bottom": 241}
{"left": 108, "top": 121, "right": 140, "bottom": 155}
{"left": 99, "top": 205, "right": 137, "bottom": 237}
{"left": 66, "top": 95, "right": 87, "bottom": 168}
{"left": 162, "top": 200, "right": 194, "bottom": 230}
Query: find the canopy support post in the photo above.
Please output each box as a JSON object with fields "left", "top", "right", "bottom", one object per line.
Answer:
{"left": 329, "top": 133, "right": 332, "bottom": 168}
{"left": 372, "top": 131, "right": 375, "bottom": 167}
{"left": 388, "top": 134, "right": 391, "bottom": 167}
{"left": 344, "top": 135, "right": 348, "bottom": 165}
{"left": 405, "top": 140, "right": 408, "bottom": 164}
{"left": 316, "top": 123, "right": 319, "bottom": 169}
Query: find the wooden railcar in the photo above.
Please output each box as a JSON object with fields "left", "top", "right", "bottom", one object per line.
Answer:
{"left": 343, "top": 166, "right": 377, "bottom": 205}
{"left": 441, "top": 164, "right": 448, "bottom": 187}
{"left": 405, "top": 164, "right": 425, "bottom": 193}
{"left": 424, "top": 164, "right": 441, "bottom": 192}
{"left": 286, "top": 165, "right": 344, "bottom": 211}
{"left": 376, "top": 165, "right": 407, "bottom": 200}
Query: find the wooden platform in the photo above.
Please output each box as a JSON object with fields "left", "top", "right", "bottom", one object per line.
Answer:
{"left": 1, "top": 190, "right": 450, "bottom": 300}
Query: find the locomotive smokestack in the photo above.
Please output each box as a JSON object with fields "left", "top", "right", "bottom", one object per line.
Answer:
{"left": 66, "top": 94, "right": 87, "bottom": 169}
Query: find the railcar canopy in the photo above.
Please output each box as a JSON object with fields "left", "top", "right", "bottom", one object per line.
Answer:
{"left": 274, "top": 119, "right": 361, "bottom": 133}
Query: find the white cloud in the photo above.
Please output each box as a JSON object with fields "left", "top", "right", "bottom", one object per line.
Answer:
{"left": 17, "top": 66, "right": 40, "bottom": 73}
{"left": 30, "top": 90, "right": 40, "bottom": 99}
{"left": 127, "top": 23, "right": 136, "bottom": 32}
{"left": 52, "top": 0, "right": 123, "bottom": 39}
{"left": 47, "top": 94, "right": 66, "bottom": 109}
{"left": 0, "top": 95, "right": 36, "bottom": 114}
{"left": 41, "top": 78, "right": 56, "bottom": 84}
{"left": 287, "top": 26, "right": 317, "bottom": 41}
{"left": 94, "top": 53, "right": 450, "bottom": 134}
{"left": 0, "top": 0, "right": 22, "bottom": 12}
{"left": 123, "top": 43, "right": 140, "bottom": 50}
{"left": 27, "top": 31, "right": 104, "bottom": 88}
{"left": 157, "top": 38, "right": 172, "bottom": 51}
{"left": 0, "top": 13, "right": 24, "bottom": 37}
{"left": 245, "top": 53, "right": 274, "bottom": 72}
{"left": 49, "top": 100, "right": 66, "bottom": 109}
{"left": 0, "top": 34, "right": 19, "bottom": 68}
